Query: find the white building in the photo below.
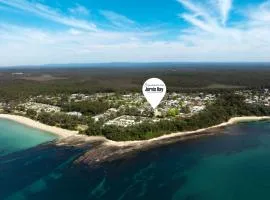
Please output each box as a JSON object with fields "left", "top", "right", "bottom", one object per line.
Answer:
{"left": 66, "top": 112, "right": 82, "bottom": 117}
{"left": 22, "top": 102, "right": 61, "bottom": 113}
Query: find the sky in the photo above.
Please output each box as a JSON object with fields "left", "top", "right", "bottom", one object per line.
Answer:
{"left": 0, "top": 0, "right": 270, "bottom": 66}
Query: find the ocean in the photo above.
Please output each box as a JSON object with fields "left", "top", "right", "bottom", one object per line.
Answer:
{"left": 1, "top": 119, "right": 270, "bottom": 199}
{"left": 0, "top": 119, "right": 57, "bottom": 157}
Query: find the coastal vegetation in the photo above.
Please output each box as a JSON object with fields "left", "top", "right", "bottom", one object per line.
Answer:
{"left": 61, "top": 100, "right": 110, "bottom": 115}
{"left": 82, "top": 94, "right": 270, "bottom": 141}
{"left": 2, "top": 67, "right": 270, "bottom": 141}
{"left": 24, "top": 111, "right": 86, "bottom": 130}
{"left": 37, "top": 112, "right": 82, "bottom": 130}
{"left": 1, "top": 66, "right": 270, "bottom": 103}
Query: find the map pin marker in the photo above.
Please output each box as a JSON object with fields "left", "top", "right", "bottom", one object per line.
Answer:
{"left": 142, "top": 78, "right": 166, "bottom": 109}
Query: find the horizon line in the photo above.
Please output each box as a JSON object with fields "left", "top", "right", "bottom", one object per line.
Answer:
{"left": 1, "top": 61, "right": 270, "bottom": 69}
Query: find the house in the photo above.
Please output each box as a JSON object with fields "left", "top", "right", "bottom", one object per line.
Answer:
{"left": 67, "top": 112, "right": 82, "bottom": 117}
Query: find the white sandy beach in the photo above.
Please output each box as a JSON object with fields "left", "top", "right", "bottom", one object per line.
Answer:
{"left": 1, "top": 114, "right": 270, "bottom": 146}
{"left": 0, "top": 114, "right": 79, "bottom": 138}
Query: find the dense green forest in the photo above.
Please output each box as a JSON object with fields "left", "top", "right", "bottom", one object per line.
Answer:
{"left": 2, "top": 66, "right": 270, "bottom": 141}
{"left": 61, "top": 100, "right": 110, "bottom": 115}
{"left": 82, "top": 94, "right": 270, "bottom": 141}
{"left": 25, "top": 110, "right": 88, "bottom": 130}
{"left": 1, "top": 65, "right": 270, "bottom": 102}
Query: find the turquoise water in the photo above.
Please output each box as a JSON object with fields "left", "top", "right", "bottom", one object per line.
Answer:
{"left": 0, "top": 119, "right": 57, "bottom": 156}
{"left": 2, "top": 120, "right": 270, "bottom": 199}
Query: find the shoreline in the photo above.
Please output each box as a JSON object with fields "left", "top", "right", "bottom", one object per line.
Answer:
{"left": 1, "top": 114, "right": 270, "bottom": 146}
{"left": 2, "top": 114, "right": 270, "bottom": 165}
{"left": 0, "top": 114, "right": 79, "bottom": 138}
{"left": 77, "top": 116, "right": 270, "bottom": 165}
{"left": 102, "top": 116, "right": 270, "bottom": 147}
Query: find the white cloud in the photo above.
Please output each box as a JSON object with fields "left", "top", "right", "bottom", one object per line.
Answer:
{"left": 177, "top": 0, "right": 232, "bottom": 29}
{"left": 0, "top": 23, "right": 162, "bottom": 65}
{"left": 176, "top": 0, "right": 270, "bottom": 62}
{"left": 177, "top": 0, "right": 220, "bottom": 33}
{"left": 0, "top": 0, "right": 270, "bottom": 66}
{"left": 181, "top": 13, "right": 218, "bottom": 33}
{"left": 0, "top": 21, "right": 269, "bottom": 67}
{"left": 100, "top": 10, "right": 136, "bottom": 29}
{"left": 218, "top": 0, "right": 232, "bottom": 25}
{"left": 248, "top": 0, "right": 270, "bottom": 22}
{"left": 0, "top": 0, "right": 96, "bottom": 31}
{"left": 68, "top": 4, "right": 90, "bottom": 16}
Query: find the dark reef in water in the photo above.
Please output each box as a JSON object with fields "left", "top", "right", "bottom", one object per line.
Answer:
{"left": 0, "top": 141, "right": 85, "bottom": 199}
{"left": 75, "top": 128, "right": 225, "bottom": 167}
{"left": 1, "top": 121, "right": 270, "bottom": 200}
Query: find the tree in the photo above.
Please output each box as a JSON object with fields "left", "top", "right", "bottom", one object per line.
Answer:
{"left": 181, "top": 106, "right": 191, "bottom": 114}
{"left": 167, "top": 108, "right": 179, "bottom": 117}
{"left": 26, "top": 109, "right": 37, "bottom": 119}
{"left": 83, "top": 93, "right": 270, "bottom": 141}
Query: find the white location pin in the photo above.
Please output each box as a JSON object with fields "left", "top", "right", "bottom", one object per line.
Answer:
{"left": 142, "top": 78, "right": 166, "bottom": 109}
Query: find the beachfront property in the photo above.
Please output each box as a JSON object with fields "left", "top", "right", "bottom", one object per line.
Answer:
{"left": 191, "top": 105, "right": 206, "bottom": 113}
{"left": 66, "top": 111, "right": 83, "bottom": 117}
{"left": 87, "top": 92, "right": 217, "bottom": 127}
{"left": 4, "top": 89, "right": 270, "bottom": 129}
{"left": 93, "top": 108, "right": 118, "bottom": 122}
{"left": 70, "top": 93, "right": 91, "bottom": 102}
{"left": 236, "top": 90, "right": 270, "bottom": 106}
{"left": 70, "top": 93, "right": 115, "bottom": 102}
{"left": 104, "top": 115, "right": 145, "bottom": 127}
{"left": 1, "top": 91, "right": 217, "bottom": 127}
{"left": 20, "top": 102, "right": 61, "bottom": 113}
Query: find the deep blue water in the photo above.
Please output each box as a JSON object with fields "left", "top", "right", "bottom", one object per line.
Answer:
{"left": 1, "top": 120, "right": 270, "bottom": 199}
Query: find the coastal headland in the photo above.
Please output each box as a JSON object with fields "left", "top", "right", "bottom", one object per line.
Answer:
{"left": 1, "top": 114, "right": 270, "bottom": 145}
{"left": 1, "top": 114, "right": 270, "bottom": 165}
